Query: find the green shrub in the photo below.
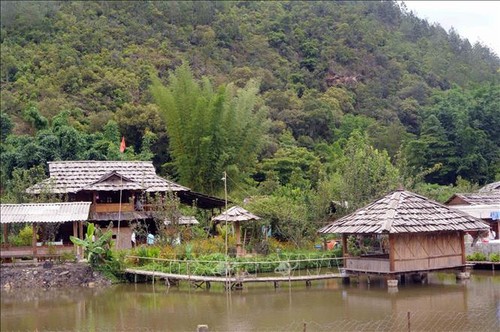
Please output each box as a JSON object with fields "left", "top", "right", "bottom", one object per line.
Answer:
{"left": 8, "top": 225, "right": 35, "bottom": 246}
{"left": 489, "top": 252, "right": 500, "bottom": 262}
{"left": 467, "top": 252, "right": 487, "bottom": 261}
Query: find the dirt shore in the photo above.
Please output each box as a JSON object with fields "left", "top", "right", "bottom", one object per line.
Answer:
{"left": 1, "top": 262, "right": 112, "bottom": 289}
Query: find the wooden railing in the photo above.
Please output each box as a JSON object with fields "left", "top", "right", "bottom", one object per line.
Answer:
{"left": 346, "top": 257, "right": 391, "bottom": 273}
{"left": 0, "top": 245, "right": 74, "bottom": 259}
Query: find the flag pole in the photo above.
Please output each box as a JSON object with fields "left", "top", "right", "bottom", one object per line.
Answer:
{"left": 118, "top": 176, "right": 122, "bottom": 247}
{"left": 223, "top": 171, "right": 228, "bottom": 257}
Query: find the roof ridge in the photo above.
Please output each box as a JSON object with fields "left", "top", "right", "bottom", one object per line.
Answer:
{"left": 380, "top": 190, "right": 402, "bottom": 232}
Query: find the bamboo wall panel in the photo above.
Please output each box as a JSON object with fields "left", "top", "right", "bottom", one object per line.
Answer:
{"left": 394, "top": 233, "right": 462, "bottom": 260}
{"left": 346, "top": 258, "right": 390, "bottom": 273}
{"left": 392, "top": 232, "right": 464, "bottom": 272}
{"left": 93, "top": 203, "right": 134, "bottom": 213}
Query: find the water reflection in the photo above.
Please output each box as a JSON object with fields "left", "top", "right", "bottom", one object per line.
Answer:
{"left": 1, "top": 271, "right": 499, "bottom": 331}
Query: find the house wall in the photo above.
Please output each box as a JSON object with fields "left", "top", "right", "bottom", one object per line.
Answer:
{"left": 111, "top": 226, "right": 132, "bottom": 250}
{"left": 393, "top": 232, "right": 463, "bottom": 272}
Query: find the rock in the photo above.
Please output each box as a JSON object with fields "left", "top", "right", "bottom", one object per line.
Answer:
{"left": 0, "top": 262, "right": 112, "bottom": 289}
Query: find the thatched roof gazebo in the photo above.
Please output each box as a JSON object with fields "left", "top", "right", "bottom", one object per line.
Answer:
{"left": 213, "top": 206, "right": 260, "bottom": 256}
{"left": 319, "top": 189, "right": 489, "bottom": 279}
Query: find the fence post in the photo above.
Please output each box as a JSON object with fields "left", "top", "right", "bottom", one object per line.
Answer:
{"left": 407, "top": 311, "right": 410, "bottom": 332}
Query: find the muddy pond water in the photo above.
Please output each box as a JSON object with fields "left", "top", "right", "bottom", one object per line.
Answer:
{"left": 1, "top": 271, "right": 499, "bottom": 331}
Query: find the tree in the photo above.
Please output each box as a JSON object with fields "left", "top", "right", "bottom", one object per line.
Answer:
{"left": 404, "top": 115, "right": 455, "bottom": 184}
{"left": 70, "top": 223, "right": 113, "bottom": 267}
{"left": 150, "top": 63, "right": 268, "bottom": 194}
{"left": 247, "top": 188, "right": 314, "bottom": 248}
{"left": 0, "top": 112, "right": 13, "bottom": 141}
{"left": 335, "top": 131, "right": 400, "bottom": 211}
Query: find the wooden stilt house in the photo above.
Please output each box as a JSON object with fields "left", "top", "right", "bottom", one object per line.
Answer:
{"left": 319, "top": 189, "right": 489, "bottom": 276}
{"left": 23, "top": 161, "right": 226, "bottom": 249}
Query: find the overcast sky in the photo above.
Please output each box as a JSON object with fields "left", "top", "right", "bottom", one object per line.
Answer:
{"left": 401, "top": 1, "right": 500, "bottom": 56}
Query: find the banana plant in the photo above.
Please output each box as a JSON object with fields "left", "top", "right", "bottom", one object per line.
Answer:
{"left": 70, "top": 223, "right": 113, "bottom": 267}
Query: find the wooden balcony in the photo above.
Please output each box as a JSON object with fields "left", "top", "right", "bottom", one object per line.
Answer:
{"left": 92, "top": 203, "right": 134, "bottom": 213}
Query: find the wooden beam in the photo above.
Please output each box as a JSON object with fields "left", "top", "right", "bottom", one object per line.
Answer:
{"left": 3, "top": 224, "right": 8, "bottom": 245}
{"left": 79, "top": 221, "right": 84, "bottom": 260}
{"left": 235, "top": 221, "right": 242, "bottom": 257}
{"left": 32, "top": 224, "right": 37, "bottom": 259}
{"left": 460, "top": 231, "right": 466, "bottom": 265}
{"left": 79, "top": 221, "right": 84, "bottom": 240}
{"left": 73, "top": 221, "right": 78, "bottom": 254}
{"left": 389, "top": 234, "right": 395, "bottom": 272}
{"left": 342, "top": 234, "right": 348, "bottom": 267}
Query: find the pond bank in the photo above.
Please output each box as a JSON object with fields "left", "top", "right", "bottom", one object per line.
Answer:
{"left": 0, "top": 262, "right": 112, "bottom": 289}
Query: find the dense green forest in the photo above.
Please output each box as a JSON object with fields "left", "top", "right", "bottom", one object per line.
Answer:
{"left": 1, "top": 1, "right": 499, "bottom": 239}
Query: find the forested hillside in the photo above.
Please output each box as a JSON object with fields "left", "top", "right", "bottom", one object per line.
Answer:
{"left": 1, "top": 1, "right": 499, "bottom": 229}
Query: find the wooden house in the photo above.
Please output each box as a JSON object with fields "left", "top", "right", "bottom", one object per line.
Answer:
{"left": 24, "top": 161, "right": 225, "bottom": 249}
{"left": 445, "top": 181, "right": 500, "bottom": 240}
{"left": 319, "top": 189, "right": 489, "bottom": 281}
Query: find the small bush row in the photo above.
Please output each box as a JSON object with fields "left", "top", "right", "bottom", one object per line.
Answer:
{"left": 466, "top": 252, "right": 500, "bottom": 262}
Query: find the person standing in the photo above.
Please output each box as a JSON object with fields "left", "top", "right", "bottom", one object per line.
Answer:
{"left": 131, "top": 231, "right": 136, "bottom": 248}
{"left": 147, "top": 233, "right": 155, "bottom": 245}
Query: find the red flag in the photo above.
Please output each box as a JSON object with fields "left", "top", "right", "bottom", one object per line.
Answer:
{"left": 120, "top": 136, "right": 126, "bottom": 153}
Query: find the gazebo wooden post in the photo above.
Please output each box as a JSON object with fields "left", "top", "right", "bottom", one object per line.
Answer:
{"left": 389, "top": 234, "right": 395, "bottom": 272}
{"left": 342, "top": 234, "right": 348, "bottom": 263}
{"left": 235, "top": 221, "right": 242, "bottom": 257}
{"left": 460, "top": 231, "right": 466, "bottom": 266}
{"left": 32, "top": 223, "right": 38, "bottom": 260}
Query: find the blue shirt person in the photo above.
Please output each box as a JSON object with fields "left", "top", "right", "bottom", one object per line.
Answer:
{"left": 147, "top": 233, "right": 155, "bottom": 245}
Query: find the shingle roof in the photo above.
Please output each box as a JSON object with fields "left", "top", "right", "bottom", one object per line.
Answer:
{"left": 446, "top": 193, "right": 500, "bottom": 205}
{"left": 165, "top": 216, "right": 199, "bottom": 225}
{"left": 478, "top": 181, "right": 500, "bottom": 193}
{"left": 27, "top": 161, "right": 189, "bottom": 194}
{"left": 318, "top": 189, "right": 489, "bottom": 234}
{"left": 0, "top": 202, "right": 91, "bottom": 223}
{"left": 212, "top": 206, "right": 261, "bottom": 222}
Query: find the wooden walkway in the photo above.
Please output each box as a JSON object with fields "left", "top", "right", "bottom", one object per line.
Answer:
{"left": 125, "top": 268, "right": 343, "bottom": 289}
{"left": 467, "top": 261, "right": 500, "bottom": 270}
